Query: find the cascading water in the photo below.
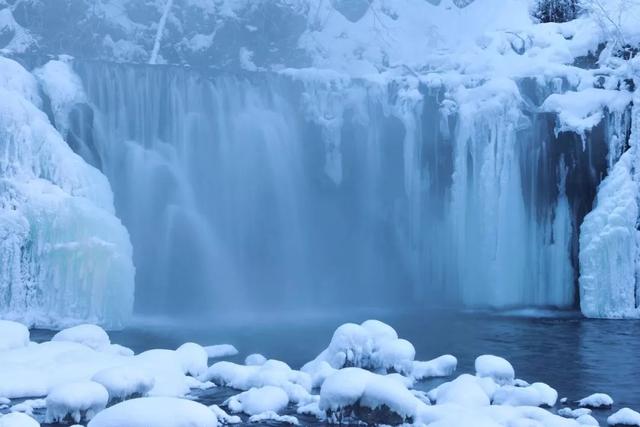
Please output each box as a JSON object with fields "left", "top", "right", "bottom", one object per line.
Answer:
{"left": 66, "top": 62, "right": 609, "bottom": 319}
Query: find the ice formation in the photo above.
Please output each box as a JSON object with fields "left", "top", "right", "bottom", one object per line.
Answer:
{"left": 45, "top": 381, "right": 109, "bottom": 423}
{"left": 0, "top": 57, "right": 134, "bottom": 328}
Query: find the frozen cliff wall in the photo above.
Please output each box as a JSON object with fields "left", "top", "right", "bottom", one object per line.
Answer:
{"left": 0, "top": 57, "right": 135, "bottom": 328}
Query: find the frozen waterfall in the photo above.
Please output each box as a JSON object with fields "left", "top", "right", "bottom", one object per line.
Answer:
{"left": 62, "top": 62, "right": 606, "bottom": 318}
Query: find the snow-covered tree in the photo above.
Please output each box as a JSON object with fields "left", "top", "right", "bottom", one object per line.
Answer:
{"left": 533, "top": 0, "right": 580, "bottom": 22}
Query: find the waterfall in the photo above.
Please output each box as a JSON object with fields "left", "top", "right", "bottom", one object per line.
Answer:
{"left": 67, "top": 62, "right": 601, "bottom": 318}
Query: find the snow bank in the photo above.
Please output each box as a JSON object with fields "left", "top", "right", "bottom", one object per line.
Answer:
{"left": 578, "top": 393, "right": 614, "bottom": 408}
{"left": 0, "top": 320, "right": 30, "bottom": 351}
{"left": 226, "top": 386, "right": 289, "bottom": 415}
{"left": 45, "top": 381, "right": 109, "bottom": 423}
{"left": 608, "top": 408, "right": 640, "bottom": 427}
{"left": 87, "top": 397, "right": 217, "bottom": 427}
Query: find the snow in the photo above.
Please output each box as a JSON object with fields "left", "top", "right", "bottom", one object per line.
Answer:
{"left": 475, "top": 355, "right": 516, "bottom": 386}
{"left": 248, "top": 411, "right": 299, "bottom": 425}
{"left": 52, "top": 325, "right": 111, "bottom": 351}
{"left": 411, "top": 355, "right": 458, "bottom": 380}
{"left": 0, "top": 320, "right": 30, "bottom": 351}
{"left": 226, "top": 386, "right": 289, "bottom": 416}
{"left": 319, "top": 367, "right": 427, "bottom": 423}
{"left": 608, "top": 408, "right": 640, "bottom": 427}
{"left": 45, "top": 381, "right": 109, "bottom": 423}
{"left": 208, "top": 405, "right": 241, "bottom": 424}
{"left": 0, "top": 412, "right": 40, "bottom": 427}
{"left": 87, "top": 397, "right": 217, "bottom": 427}
{"left": 303, "top": 320, "right": 416, "bottom": 378}
{"left": 245, "top": 354, "right": 267, "bottom": 366}
{"left": 176, "top": 343, "right": 208, "bottom": 377}
{"left": 578, "top": 393, "right": 614, "bottom": 409}
{"left": 492, "top": 383, "right": 558, "bottom": 407}
{"left": 91, "top": 365, "right": 155, "bottom": 402}
{"left": 204, "top": 344, "right": 239, "bottom": 359}
{"left": 202, "top": 360, "right": 312, "bottom": 404}
{"left": 430, "top": 374, "right": 493, "bottom": 406}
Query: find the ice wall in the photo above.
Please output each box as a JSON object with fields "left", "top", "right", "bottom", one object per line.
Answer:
{"left": 579, "top": 99, "right": 640, "bottom": 318}
{"left": 0, "top": 58, "right": 134, "bottom": 328}
{"left": 65, "top": 62, "right": 596, "bottom": 317}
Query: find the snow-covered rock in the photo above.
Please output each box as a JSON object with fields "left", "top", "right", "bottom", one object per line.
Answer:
{"left": 245, "top": 354, "right": 267, "bottom": 366}
{"left": 492, "top": 382, "right": 558, "bottom": 407}
{"left": 248, "top": 411, "right": 299, "bottom": 425}
{"left": 411, "top": 355, "right": 458, "bottom": 380}
{"left": 0, "top": 320, "right": 29, "bottom": 351}
{"left": 209, "top": 404, "right": 241, "bottom": 424}
{"left": 45, "top": 381, "right": 109, "bottom": 423}
{"left": 87, "top": 397, "right": 217, "bottom": 427}
{"left": 176, "top": 343, "right": 208, "bottom": 377}
{"left": 429, "top": 374, "right": 493, "bottom": 406}
{"left": 226, "top": 386, "right": 289, "bottom": 416}
{"left": 0, "top": 412, "right": 40, "bottom": 427}
{"left": 52, "top": 325, "right": 111, "bottom": 351}
{"left": 204, "top": 344, "right": 238, "bottom": 359}
{"left": 578, "top": 393, "right": 614, "bottom": 409}
{"left": 475, "top": 355, "right": 515, "bottom": 385}
{"left": 319, "top": 367, "right": 428, "bottom": 424}
{"left": 91, "top": 365, "right": 155, "bottom": 402}
{"left": 608, "top": 408, "right": 640, "bottom": 427}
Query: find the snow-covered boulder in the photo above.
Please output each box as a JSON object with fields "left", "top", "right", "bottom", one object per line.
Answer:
{"left": 411, "top": 355, "right": 458, "bottom": 380}
{"left": 209, "top": 404, "right": 241, "bottom": 424}
{"left": 87, "top": 397, "right": 217, "bottom": 427}
{"left": 578, "top": 393, "right": 614, "bottom": 408}
{"left": 492, "top": 382, "right": 558, "bottom": 407}
{"left": 248, "top": 411, "right": 299, "bottom": 425}
{"left": 429, "top": 374, "right": 494, "bottom": 406}
{"left": 92, "top": 365, "right": 155, "bottom": 403}
{"left": 176, "top": 343, "right": 208, "bottom": 377}
{"left": 204, "top": 344, "right": 238, "bottom": 359}
{"left": 202, "top": 359, "right": 312, "bottom": 403}
{"left": 0, "top": 413, "right": 40, "bottom": 427}
{"left": 226, "top": 386, "right": 289, "bottom": 416}
{"left": 0, "top": 320, "right": 29, "bottom": 351}
{"left": 608, "top": 408, "right": 640, "bottom": 427}
{"left": 319, "top": 367, "right": 428, "bottom": 424}
{"left": 245, "top": 354, "right": 267, "bottom": 366}
{"left": 52, "top": 324, "right": 111, "bottom": 351}
{"left": 475, "top": 355, "right": 515, "bottom": 385}
{"left": 45, "top": 381, "right": 109, "bottom": 423}
{"left": 303, "top": 320, "right": 416, "bottom": 380}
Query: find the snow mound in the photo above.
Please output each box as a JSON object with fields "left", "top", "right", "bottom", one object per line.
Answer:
{"left": 203, "top": 360, "right": 312, "bottom": 403}
{"left": 578, "top": 393, "right": 614, "bottom": 408}
{"left": 608, "top": 408, "right": 640, "bottom": 427}
{"left": 475, "top": 355, "right": 515, "bottom": 385}
{"left": 176, "top": 343, "right": 208, "bottom": 377}
{"left": 0, "top": 320, "right": 30, "bottom": 351}
{"left": 45, "top": 381, "right": 109, "bottom": 423}
{"left": 0, "top": 412, "right": 40, "bottom": 427}
{"left": 87, "top": 397, "right": 217, "bottom": 427}
{"left": 226, "top": 385, "right": 289, "bottom": 416}
{"left": 429, "top": 374, "right": 494, "bottom": 406}
{"left": 91, "top": 365, "right": 155, "bottom": 402}
{"left": 52, "top": 324, "right": 111, "bottom": 351}
{"left": 319, "top": 367, "right": 428, "bottom": 424}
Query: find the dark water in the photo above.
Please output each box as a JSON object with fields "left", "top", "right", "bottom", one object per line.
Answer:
{"left": 23, "top": 310, "right": 640, "bottom": 425}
